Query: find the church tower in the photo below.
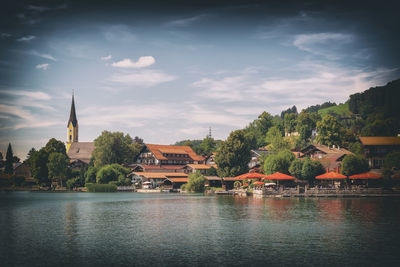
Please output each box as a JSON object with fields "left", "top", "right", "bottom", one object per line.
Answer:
{"left": 66, "top": 92, "right": 78, "bottom": 152}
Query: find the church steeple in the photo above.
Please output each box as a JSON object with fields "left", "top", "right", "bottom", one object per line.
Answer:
{"left": 68, "top": 92, "right": 78, "bottom": 127}
{"left": 66, "top": 92, "right": 78, "bottom": 152}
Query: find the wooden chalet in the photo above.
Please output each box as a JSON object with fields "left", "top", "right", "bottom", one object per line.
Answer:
{"left": 301, "top": 144, "right": 352, "bottom": 172}
{"left": 248, "top": 148, "right": 268, "bottom": 169}
{"left": 204, "top": 176, "right": 222, "bottom": 188}
{"left": 136, "top": 144, "right": 204, "bottom": 166}
{"left": 130, "top": 172, "right": 188, "bottom": 188}
{"left": 183, "top": 164, "right": 217, "bottom": 174}
{"left": 360, "top": 137, "right": 400, "bottom": 169}
{"left": 129, "top": 164, "right": 186, "bottom": 173}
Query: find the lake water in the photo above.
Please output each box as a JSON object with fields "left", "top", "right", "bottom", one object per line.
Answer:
{"left": 1, "top": 192, "right": 400, "bottom": 266}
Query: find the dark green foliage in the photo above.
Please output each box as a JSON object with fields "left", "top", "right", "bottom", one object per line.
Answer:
{"left": 47, "top": 152, "right": 69, "bottom": 187}
{"left": 30, "top": 149, "right": 50, "bottom": 186}
{"left": 384, "top": 151, "right": 400, "bottom": 170}
{"left": 284, "top": 113, "right": 297, "bottom": 134}
{"left": 265, "top": 126, "right": 291, "bottom": 152}
{"left": 296, "top": 112, "right": 320, "bottom": 141}
{"left": 86, "top": 183, "right": 117, "bottom": 192}
{"left": 341, "top": 154, "right": 369, "bottom": 176}
{"left": 301, "top": 158, "right": 325, "bottom": 182}
{"left": 96, "top": 164, "right": 129, "bottom": 184}
{"left": 348, "top": 142, "right": 363, "bottom": 155}
{"left": 44, "top": 138, "right": 67, "bottom": 155}
{"left": 215, "top": 130, "right": 251, "bottom": 177}
{"left": 289, "top": 158, "right": 304, "bottom": 180}
{"left": 316, "top": 115, "right": 346, "bottom": 146}
{"left": 281, "top": 105, "right": 298, "bottom": 119}
{"left": 5, "top": 143, "right": 14, "bottom": 174}
{"left": 93, "top": 131, "right": 143, "bottom": 167}
{"left": 184, "top": 171, "right": 206, "bottom": 192}
{"left": 263, "top": 150, "right": 295, "bottom": 175}
{"left": 303, "top": 102, "right": 336, "bottom": 113}
{"left": 243, "top": 111, "right": 275, "bottom": 148}
{"left": 205, "top": 166, "right": 218, "bottom": 176}
{"left": 86, "top": 166, "right": 98, "bottom": 183}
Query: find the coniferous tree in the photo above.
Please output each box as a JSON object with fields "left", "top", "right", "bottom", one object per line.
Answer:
{"left": 5, "top": 143, "right": 14, "bottom": 174}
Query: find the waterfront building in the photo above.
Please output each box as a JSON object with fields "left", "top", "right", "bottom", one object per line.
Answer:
{"left": 248, "top": 148, "right": 268, "bottom": 169}
{"left": 359, "top": 136, "right": 400, "bottom": 169}
{"left": 183, "top": 164, "right": 217, "bottom": 174}
{"left": 300, "top": 144, "right": 352, "bottom": 172}
{"left": 136, "top": 144, "right": 204, "bottom": 166}
{"left": 130, "top": 172, "right": 188, "bottom": 188}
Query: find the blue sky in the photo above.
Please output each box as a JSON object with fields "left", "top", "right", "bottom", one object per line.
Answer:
{"left": 1, "top": 0, "right": 400, "bottom": 159}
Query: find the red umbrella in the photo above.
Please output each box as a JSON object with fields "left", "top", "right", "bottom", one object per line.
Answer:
{"left": 243, "top": 183, "right": 249, "bottom": 186}
{"left": 235, "top": 172, "right": 267, "bottom": 180}
{"left": 349, "top": 172, "right": 382, "bottom": 179}
{"left": 253, "top": 181, "right": 265, "bottom": 185}
{"left": 316, "top": 172, "right": 347, "bottom": 179}
{"left": 262, "top": 172, "right": 295, "bottom": 180}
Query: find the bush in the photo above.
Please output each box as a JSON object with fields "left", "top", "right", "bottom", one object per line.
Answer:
{"left": 341, "top": 154, "right": 369, "bottom": 176}
{"left": 185, "top": 172, "right": 206, "bottom": 192}
{"left": 96, "top": 164, "right": 129, "bottom": 184}
{"left": 86, "top": 183, "right": 117, "bottom": 192}
{"left": 301, "top": 158, "right": 325, "bottom": 182}
{"left": 86, "top": 166, "right": 98, "bottom": 183}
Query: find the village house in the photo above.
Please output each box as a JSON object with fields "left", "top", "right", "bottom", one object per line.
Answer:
{"left": 360, "top": 136, "right": 400, "bottom": 169}
{"left": 248, "top": 148, "right": 268, "bottom": 169}
{"left": 300, "top": 144, "right": 352, "bottom": 172}
{"left": 183, "top": 164, "right": 217, "bottom": 174}
{"left": 129, "top": 172, "right": 189, "bottom": 189}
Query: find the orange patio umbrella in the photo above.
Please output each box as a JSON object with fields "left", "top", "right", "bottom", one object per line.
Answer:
{"left": 253, "top": 181, "right": 265, "bottom": 186}
{"left": 234, "top": 172, "right": 267, "bottom": 180}
{"left": 315, "top": 172, "right": 347, "bottom": 179}
{"left": 262, "top": 172, "right": 295, "bottom": 180}
{"left": 243, "top": 183, "right": 249, "bottom": 187}
{"left": 349, "top": 172, "right": 382, "bottom": 179}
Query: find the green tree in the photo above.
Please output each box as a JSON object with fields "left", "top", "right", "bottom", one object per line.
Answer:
{"left": 301, "top": 158, "right": 325, "bottom": 182}
{"left": 289, "top": 158, "right": 304, "bottom": 180}
{"left": 265, "top": 126, "right": 290, "bottom": 153}
{"left": 215, "top": 130, "right": 251, "bottom": 177}
{"left": 96, "top": 164, "right": 129, "bottom": 184}
{"left": 0, "top": 151, "right": 3, "bottom": 169}
{"left": 92, "top": 131, "right": 143, "bottom": 167}
{"left": 44, "top": 138, "right": 67, "bottom": 155}
{"left": 244, "top": 111, "right": 274, "bottom": 148}
{"left": 341, "top": 154, "right": 369, "bottom": 176}
{"left": 199, "top": 136, "right": 217, "bottom": 155}
{"left": 47, "top": 152, "right": 69, "bottom": 187}
{"left": 5, "top": 143, "right": 14, "bottom": 174}
{"left": 185, "top": 171, "right": 206, "bottom": 192}
{"left": 86, "top": 166, "right": 98, "bottom": 183}
{"left": 296, "top": 112, "right": 319, "bottom": 141}
{"left": 383, "top": 151, "right": 400, "bottom": 170}
{"left": 316, "top": 115, "right": 346, "bottom": 146}
{"left": 348, "top": 142, "right": 363, "bottom": 155}
{"left": 30, "top": 149, "right": 50, "bottom": 186}
{"left": 263, "top": 150, "right": 295, "bottom": 175}
{"left": 284, "top": 113, "right": 297, "bottom": 134}
{"left": 205, "top": 166, "right": 218, "bottom": 176}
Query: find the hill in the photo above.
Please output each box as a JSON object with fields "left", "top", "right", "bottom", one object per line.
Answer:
{"left": 318, "top": 103, "right": 350, "bottom": 117}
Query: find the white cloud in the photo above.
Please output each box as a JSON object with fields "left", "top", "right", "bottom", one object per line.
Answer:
{"left": 0, "top": 90, "right": 51, "bottom": 100}
{"left": 167, "top": 14, "right": 208, "bottom": 27}
{"left": 111, "top": 56, "right": 155, "bottom": 68}
{"left": 26, "top": 50, "right": 57, "bottom": 61}
{"left": 16, "top": 35, "right": 36, "bottom": 42}
{"left": 293, "top": 33, "right": 354, "bottom": 60}
{"left": 192, "top": 63, "right": 399, "bottom": 115}
{"left": 108, "top": 69, "right": 177, "bottom": 87}
{"left": 0, "top": 104, "right": 57, "bottom": 129}
{"left": 101, "top": 55, "right": 112, "bottom": 61}
{"left": 36, "top": 63, "right": 49, "bottom": 70}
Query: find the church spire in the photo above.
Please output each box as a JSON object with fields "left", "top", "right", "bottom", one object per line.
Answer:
{"left": 68, "top": 92, "right": 78, "bottom": 127}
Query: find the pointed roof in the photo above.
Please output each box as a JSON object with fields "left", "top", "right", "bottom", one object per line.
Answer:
{"left": 68, "top": 93, "right": 78, "bottom": 127}
{"left": 234, "top": 172, "right": 267, "bottom": 180}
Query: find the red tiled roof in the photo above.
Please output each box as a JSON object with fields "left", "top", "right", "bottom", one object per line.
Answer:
{"left": 146, "top": 144, "right": 204, "bottom": 161}
{"left": 360, "top": 137, "right": 400, "bottom": 146}
{"left": 166, "top": 178, "right": 189, "bottom": 183}
{"left": 316, "top": 172, "right": 347, "bottom": 179}
{"left": 262, "top": 172, "right": 295, "bottom": 180}
{"left": 349, "top": 172, "right": 382, "bottom": 179}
